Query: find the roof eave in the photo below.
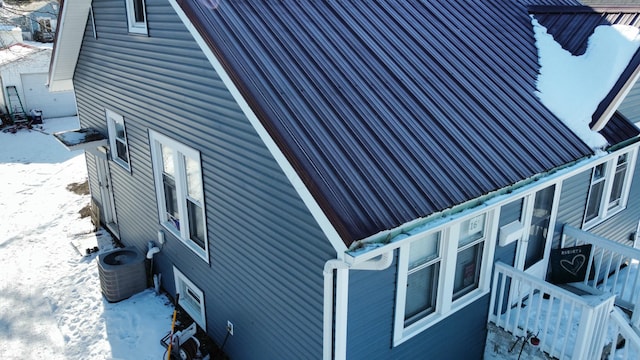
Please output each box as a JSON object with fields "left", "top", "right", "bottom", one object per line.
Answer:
{"left": 48, "top": 0, "right": 92, "bottom": 92}
{"left": 591, "top": 47, "right": 640, "bottom": 132}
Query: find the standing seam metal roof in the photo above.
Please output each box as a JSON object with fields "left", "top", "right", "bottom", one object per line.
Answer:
{"left": 179, "top": 0, "right": 601, "bottom": 246}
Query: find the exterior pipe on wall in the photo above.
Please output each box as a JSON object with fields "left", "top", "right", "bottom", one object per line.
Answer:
{"left": 323, "top": 252, "right": 394, "bottom": 360}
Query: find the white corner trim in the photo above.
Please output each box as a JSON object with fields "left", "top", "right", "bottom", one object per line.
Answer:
{"left": 167, "top": 0, "right": 347, "bottom": 254}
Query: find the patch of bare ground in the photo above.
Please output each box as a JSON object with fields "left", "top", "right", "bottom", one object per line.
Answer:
{"left": 78, "top": 204, "right": 92, "bottom": 218}
{"left": 66, "top": 179, "right": 90, "bottom": 196}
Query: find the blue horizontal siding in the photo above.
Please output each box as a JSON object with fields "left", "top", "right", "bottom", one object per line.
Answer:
{"left": 73, "top": 0, "right": 336, "bottom": 359}
{"left": 347, "top": 260, "right": 490, "bottom": 359}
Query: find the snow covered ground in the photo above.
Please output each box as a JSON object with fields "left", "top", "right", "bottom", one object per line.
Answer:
{"left": 0, "top": 117, "right": 173, "bottom": 359}
{"left": 2, "top": 116, "right": 621, "bottom": 360}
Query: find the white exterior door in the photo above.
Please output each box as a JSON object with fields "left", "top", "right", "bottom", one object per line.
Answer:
{"left": 96, "top": 156, "right": 118, "bottom": 235}
{"left": 515, "top": 185, "right": 560, "bottom": 278}
{"left": 508, "top": 185, "right": 560, "bottom": 305}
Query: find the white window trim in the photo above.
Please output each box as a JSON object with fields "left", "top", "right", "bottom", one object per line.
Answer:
{"left": 125, "top": 0, "right": 148, "bottom": 35}
{"left": 393, "top": 210, "right": 498, "bottom": 346}
{"left": 174, "top": 267, "right": 206, "bottom": 329}
{"left": 106, "top": 109, "right": 131, "bottom": 171}
{"left": 583, "top": 148, "right": 637, "bottom": 229}
{"left": 149, "top": 130, "right": 209, "bottom": 262}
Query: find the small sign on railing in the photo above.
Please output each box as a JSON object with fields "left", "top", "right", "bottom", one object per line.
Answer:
{"left": 549, "top": 244, "right": 593, "bottom": 284}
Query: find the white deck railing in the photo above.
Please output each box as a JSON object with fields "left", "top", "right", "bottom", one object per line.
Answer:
{"left": 561, "top": 225, "right": 640, "bottom": 329}
{"left": 606, "top": 307, "right": 640, "bottom": 360}
{"left": 489, "top": 262, "right": 616, "bottom": 360}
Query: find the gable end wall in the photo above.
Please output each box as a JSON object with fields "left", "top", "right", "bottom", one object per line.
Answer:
{"left": 73, "top": 0, "right": 336, "bottom": 358}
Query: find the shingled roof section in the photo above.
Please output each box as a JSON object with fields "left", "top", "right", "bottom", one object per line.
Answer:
{"left": 178, "top": 0, "right": 594, "bottom": 246}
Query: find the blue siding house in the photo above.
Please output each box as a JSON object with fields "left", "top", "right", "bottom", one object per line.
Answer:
{"left": 50, "top": 0, "right": 640, "bottom": 359}
{"left": 2, "top": 1, "right": 59, "bottom": 42}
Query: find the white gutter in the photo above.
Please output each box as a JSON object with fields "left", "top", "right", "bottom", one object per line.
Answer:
{"left": 323, "top": 252, "right": 394, "bottom": 360}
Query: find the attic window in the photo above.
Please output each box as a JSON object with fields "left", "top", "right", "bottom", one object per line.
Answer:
{"left": 126, "top": 0, "right": 148, "bottom": 35}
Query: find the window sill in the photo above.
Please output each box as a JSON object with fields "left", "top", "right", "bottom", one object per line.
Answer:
{"left": 161, "top": 223, "right": 209, "bottom": 264}
{"left": 582, "top": 206, "right": 626, "bottom": 231}
{"left": 128, "top": 25, "right": 148, "bottom": 35}
{"left": 112, "top": 158, "right": 131, "bottom": 172}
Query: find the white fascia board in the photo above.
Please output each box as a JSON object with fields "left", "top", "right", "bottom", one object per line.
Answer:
{"left": 49, "top": 78, "right": 74, "bottom": 92}
{"left": 347, "top": 142, "right": 640, "bottom": 263}
{"left": 48, "top": 0, "right": 91, "bottom": 92}
{"left": 167, "top": 0, "right": 347, "bottom": 255}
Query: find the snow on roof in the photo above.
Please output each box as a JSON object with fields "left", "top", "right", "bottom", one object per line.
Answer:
{"left": 532, "top": 16, "right": 640, "bottom": 149}
{"left": 53, "top": 128, "right": 108, "bottom": 151}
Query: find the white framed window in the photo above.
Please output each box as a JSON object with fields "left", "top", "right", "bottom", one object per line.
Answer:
{"left": 106, "top": 110, "right": 131, "bottom": 171}
{"left": 583, "top": 149, "right": 636, "bottom": 228}
{"left": 394, "top": 211, "right": 496, "bottom": 345}
{"left": 150, "top": 130, "right": 208, "bottom": 261}
{"left": 174, "top": 267, "right": 206, "bottom": 329}
{"left": 126, "top": 0, "right": 148, "bottom": 34}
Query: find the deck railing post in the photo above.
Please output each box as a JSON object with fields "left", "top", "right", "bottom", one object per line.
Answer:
{"left": 573, "top": 306, "right": 595, "bottom": 360}
{"left": 631, "top": 303, "right": 640, "bottom": 330}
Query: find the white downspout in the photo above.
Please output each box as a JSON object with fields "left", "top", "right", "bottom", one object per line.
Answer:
{"left": 323, "top": 252, "right": 394, "bottom": 360}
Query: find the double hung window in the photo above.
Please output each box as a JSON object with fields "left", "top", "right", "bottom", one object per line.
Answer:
{"left": 453, "top": 215, "right": 485, "bottom": 300}
{"left": 150, "top": 130, "right": 208, "bottom": 261}
{"left": 395, "top": 212, "right": 493, "bottom": 345}
{"left": 106, "top": 110, "right": 131, "bottom": 170}
{"left": 405, "top": 232, "right": 441, "bottom": 326}
{"left": 584, "top": 150, "right": 636, "bottom": 227}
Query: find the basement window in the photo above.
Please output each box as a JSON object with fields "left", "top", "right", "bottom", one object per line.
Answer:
{"left": 174, "top": 267, "right": 206, "bottom": 329}
{"left": 126, "top": 0, "right": 148, "bottom": 34}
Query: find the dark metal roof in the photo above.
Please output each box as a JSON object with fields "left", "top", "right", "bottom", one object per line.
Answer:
{"left": 530, "top": 5, "right": 640, "bottom": 55}
{"left": 601, "top": 111, "right": 640, "bottom": 145}
{"left": 178, "top": 0, "right": 600, "bottom": 246}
